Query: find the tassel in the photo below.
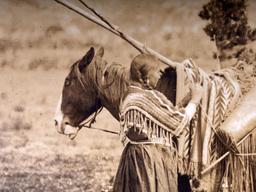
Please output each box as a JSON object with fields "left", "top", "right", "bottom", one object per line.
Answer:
{"left": 130, "top": 109, "right": 134, "bottom": 125}
{"left": 127, "top": 111, "right": 133, "bottom": 128}
{"left": 152, "top": 123, "right": 156, "bottom": 138}
{"left": 142, "top": 119, "right": 147, "bottom": 134}
{"left": 128, "top": 110, "right": 131, "bottom": 125}
{"left": 155, "top": 124, "right": 159, "bottom": 138}
{"left": 139, "top": 114, "right": 145, "bottom": 133}
{"left": 134, "top": 110, "right": 138, "bottom": 131}
{"left": 159, "top": 126, "right": 162, "bottom": 138}
{"left": 148, "top": 120, "right": 153, "bottom": 138}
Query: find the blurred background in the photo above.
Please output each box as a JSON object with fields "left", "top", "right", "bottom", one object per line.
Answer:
{"left": 0, "top": 0, "right": 255, "bottom": 191}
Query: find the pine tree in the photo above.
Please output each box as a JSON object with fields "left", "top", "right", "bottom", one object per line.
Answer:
{"left": 199, "top": 0, "right": 256, "bottom": 63}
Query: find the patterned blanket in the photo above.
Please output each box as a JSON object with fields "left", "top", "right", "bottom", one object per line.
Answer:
{"left": 175, "top": 59, "right": 241, "bottom": 191}
{"left": 177, "top": 59, "right": 240, "bottom": 166}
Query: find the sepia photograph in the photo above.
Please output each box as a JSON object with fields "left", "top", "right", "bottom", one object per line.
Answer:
{"left": 0, "top": 0, "right": 255, "bottom": 191}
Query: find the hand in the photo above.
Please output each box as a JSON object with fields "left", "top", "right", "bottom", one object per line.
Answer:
{"left": 190, "top": 83, "right": 203, "bottom": 104}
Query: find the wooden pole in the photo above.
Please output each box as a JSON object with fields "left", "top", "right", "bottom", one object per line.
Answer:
{"left": 54, "top": 0, "right": 178, "bottom": 68}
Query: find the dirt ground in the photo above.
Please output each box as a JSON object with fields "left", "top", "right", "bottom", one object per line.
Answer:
{"left": 0, "top": 0, "right": 255, "bottom": 191}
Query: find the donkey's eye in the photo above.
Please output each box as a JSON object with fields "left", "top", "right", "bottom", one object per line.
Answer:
{"left": 65, "top": 78, "right": 71, "bottom": 86}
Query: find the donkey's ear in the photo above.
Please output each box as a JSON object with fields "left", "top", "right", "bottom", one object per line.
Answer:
{"left": 79, "top": 47, "right": 95, "bottom": 71}
{"left": 96, "top": 46, "right": 104, "bottom": 57}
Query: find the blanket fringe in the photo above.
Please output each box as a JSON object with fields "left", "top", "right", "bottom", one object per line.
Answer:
{"left": 219, "top": 129, "right": 256, "bottom": 192}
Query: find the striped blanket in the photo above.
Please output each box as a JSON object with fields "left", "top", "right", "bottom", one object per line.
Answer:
{"left": 176, "top": 59, "right": 241, "bottom": 191}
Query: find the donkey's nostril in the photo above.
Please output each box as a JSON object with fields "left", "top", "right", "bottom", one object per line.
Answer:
{"left": 54, "top": 120, "right": 58, "bottom": 126}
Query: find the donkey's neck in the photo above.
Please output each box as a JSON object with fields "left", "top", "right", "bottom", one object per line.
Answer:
{"left": 87, "top": 57, "right": 130, "bottom": 120}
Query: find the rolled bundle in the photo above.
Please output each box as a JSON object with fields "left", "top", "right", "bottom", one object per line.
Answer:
{"left": 218, "top": 86, "right": 256, "bottom": 143}
{"left": 217, "top": 86, "right": 256, "bottom": 192}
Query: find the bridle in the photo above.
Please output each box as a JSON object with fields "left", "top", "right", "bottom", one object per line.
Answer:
{"left": 70, "top": 61, "right": 118, "bottom": 139}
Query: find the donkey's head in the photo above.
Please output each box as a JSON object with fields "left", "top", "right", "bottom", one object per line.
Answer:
{"left": 54, "top": 47, "right": 104, "bottom": 137}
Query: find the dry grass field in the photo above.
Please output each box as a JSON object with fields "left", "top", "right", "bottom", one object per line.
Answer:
{"left": 0, "top": 0, "right": 255, "bottom": 191}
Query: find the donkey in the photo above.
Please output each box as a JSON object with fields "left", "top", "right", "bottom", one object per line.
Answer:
{"left": 54, "top": 47, "right": 130, "bottom": 136}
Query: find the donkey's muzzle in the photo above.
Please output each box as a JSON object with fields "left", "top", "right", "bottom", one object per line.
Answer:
{"left": 54, "top": 119, "right": 79, "bottom": 140}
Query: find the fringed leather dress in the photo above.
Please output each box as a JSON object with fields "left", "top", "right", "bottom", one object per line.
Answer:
{"left": 113, "top": 86, "right": 191, "bottom": 192}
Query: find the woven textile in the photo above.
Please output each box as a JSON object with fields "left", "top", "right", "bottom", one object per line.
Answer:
{"left": 166, "top": 60, "right": 241, "bottom": 191}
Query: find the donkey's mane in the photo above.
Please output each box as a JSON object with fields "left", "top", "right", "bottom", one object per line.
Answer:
{"left": 87, "top": 55, "right": 130, "bottom": 119}
{"left": 100, "top": 62, "right": 130, "bottom": 97}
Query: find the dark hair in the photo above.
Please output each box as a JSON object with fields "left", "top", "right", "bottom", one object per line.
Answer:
{"left": 156, "top": 67, "right": 177, "bottom": 104}
{"left": 130, "top": 54, "right": 164, "bottom": 88}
